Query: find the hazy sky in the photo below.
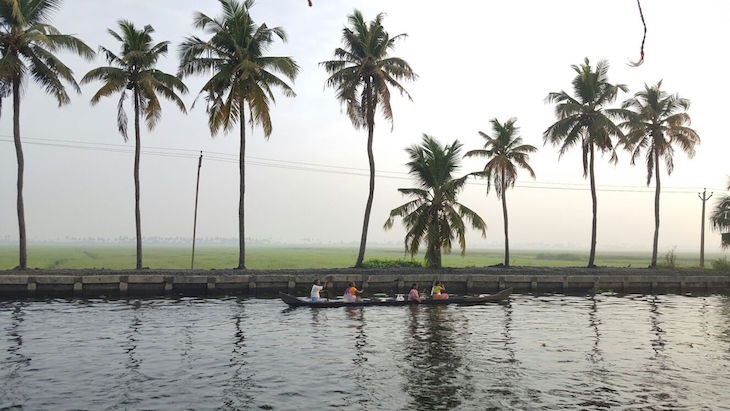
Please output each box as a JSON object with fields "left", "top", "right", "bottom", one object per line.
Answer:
{"left": 0, "top": 0, "right": 728, "bottom": 254}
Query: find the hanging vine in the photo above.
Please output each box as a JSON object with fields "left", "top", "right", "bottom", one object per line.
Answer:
{"left": 629, "top": 0, "right": 647, "bottom": 66}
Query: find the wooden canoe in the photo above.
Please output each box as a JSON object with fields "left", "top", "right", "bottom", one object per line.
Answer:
{"left": 279, "top": 288, "right": 512, "bottom": 308}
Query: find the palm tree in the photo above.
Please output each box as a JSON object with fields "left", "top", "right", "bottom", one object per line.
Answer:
{"left": 544, "top": 58, "right": 626, "bottom": 268}
{"left": 465, "top": 118, "right": 536, "bottom": 267}
{"left": 322, "top": 10, "right": 416, "bottom": 268}
{"left": 710, "top": 179, "right": 730, "bottom": 249}
{"left": 0, "top": 0, "right": 94, "bottom": 270}
{"left": 179, "top": 0, "right": 298, "bottom": 269}
{"left": 82, "top": 21, "right": 187, "bottom": 270}
{"left": 384, "top": 135, "right": 486, "bottom": 268}
{"left": 614, "top": 81, "right": 700, "bottom": 267}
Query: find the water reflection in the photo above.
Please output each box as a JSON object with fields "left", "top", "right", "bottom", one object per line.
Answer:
{"left": 2, "top": 302, "right": 29, "bottom": 406}
{"left": 222, "top": 298, "right": 253, "bottom": 410}
{"left": 579, "top": 295, "right": 620, "bottom": 409}
{"left": 1, "top": 295, "right": 729, "bottom": 409}
{"left": 345, "top": 307, "right": 368, "bottom": 366}
{"left": 119, "top": 300, "right": 144, "bottom": 408}
{"left": 401, "top": 305, "right": 471, "bottom": 410}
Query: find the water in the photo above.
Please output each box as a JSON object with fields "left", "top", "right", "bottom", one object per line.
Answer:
{"left": 1, "top": 294, "right": 729, "bottom": 410}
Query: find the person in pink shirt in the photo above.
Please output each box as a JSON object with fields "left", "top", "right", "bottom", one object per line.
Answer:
{"left": 407, "top": 283, "right": 424, "bottom": 303}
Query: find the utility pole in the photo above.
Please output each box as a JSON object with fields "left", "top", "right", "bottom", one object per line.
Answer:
{"left": 191, "top": 151, "right": 203, "bottom": 270}
{"left": 698, "top": 188, "right": 713, "bottom": 268}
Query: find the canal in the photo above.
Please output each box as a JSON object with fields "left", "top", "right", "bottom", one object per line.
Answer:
{"left": 1, "top": 293, "right": 729, "bottom": 409}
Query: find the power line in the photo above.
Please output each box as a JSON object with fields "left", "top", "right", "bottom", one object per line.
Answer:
{"left": 0, "top": 137, "right": 724, "bottom": 194}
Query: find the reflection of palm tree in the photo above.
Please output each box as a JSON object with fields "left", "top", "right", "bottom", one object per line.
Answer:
{"left": 648, "top": 296, "right": 666, "bottom": 356}
{"left": 223, "top": 298, "right": 253, "bottom": 409}
{"left": 343, "top": 307, "right": 369, "bottom": 408}
{"left": 488, "top": 302, "right": 527, "bottom": 409}
{"left": 2, "top": 302, "right": 29, "bottom": 403}
{"left": 587, "top": 295, "right": 603, "bottom": 364}
{"left": 120, "top": 300, "right": 146, "bottom": 408}
{"left": 401, "top": 306, "right": 470, "bottom": 409}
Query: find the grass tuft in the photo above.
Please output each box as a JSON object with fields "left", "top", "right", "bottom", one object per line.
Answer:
{"left": 361, "top": 258, "right": 422, "bottom": 268}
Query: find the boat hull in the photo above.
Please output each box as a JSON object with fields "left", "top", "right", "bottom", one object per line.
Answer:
{"left": 279, "top": 288, "right": 512, "bottom": 308}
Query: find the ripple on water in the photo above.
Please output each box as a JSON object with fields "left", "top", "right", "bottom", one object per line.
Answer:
{"left": 0, "top": 294, "right": 729, "bottom": 410}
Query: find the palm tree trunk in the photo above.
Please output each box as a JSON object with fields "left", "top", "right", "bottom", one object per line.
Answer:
{"left": 12, "top": 77, "right": 26, "bottom": 270}
{"left": 651, "top": 148, "right": 661, "bottom": 268}
{"left": 434, "top": 242, "right": 442, "bottom": 269}
{"left": 502, "top": 174, "right": 509, "bottom": 267}
{"left": 238, "top": 99, "right": 246, "bottom": 270}
{"left": 133, "top": 89, "right": 142, "bottom": 270}
{"left": 355, "top": 81, "right": 375, "bottom": 268}
{"left": 588, "top": 142, "right": 597, "bottom": 268}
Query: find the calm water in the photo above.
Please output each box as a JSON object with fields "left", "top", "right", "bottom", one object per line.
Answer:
{"left": 1, "top": 294, "right": 729, "bottom": 410}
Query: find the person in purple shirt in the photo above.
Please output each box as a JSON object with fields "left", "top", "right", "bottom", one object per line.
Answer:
{"left": 408, "top": 283, "right": 424, "bottom": 303}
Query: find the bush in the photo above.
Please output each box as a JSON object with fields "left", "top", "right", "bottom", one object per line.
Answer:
{"left": 712, "top": 257, "right": 730, "bottom": 272}
{"left": 361, "top": 258, "right": 422, "bottom": 268}
{"left": 658, "top": 247, "right": 677, "bottom": 269}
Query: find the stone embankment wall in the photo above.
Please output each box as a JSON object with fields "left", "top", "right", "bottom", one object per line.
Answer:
{"left": 0, "top": 267, "right": 728, "bottom": 298}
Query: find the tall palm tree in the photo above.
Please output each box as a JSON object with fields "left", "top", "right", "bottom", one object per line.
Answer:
{"left": 384, "top": 135, "right": 486, "bottom": 268}
{"left": 322, "top": 10, "right": 416, "bottom": 267}
{"left": 544, "top": 58, "right": 626, "bottom": 268}
{"left": 0, "top": 0, "right": 94, "bottom": 270}
{"left": 465, "top": 118, "right": 536, "bottom": 267}
{"left": 614, "top": 81, "right": 700, "bottom": 267}
{"left": 82, "top": 21, "right": 187, "bottom": 270}
{"left": 179, "top": 0, "right": 298, "bottom": 269}
{"left": 711, "top": 179, "right": 730, "bottom": 249}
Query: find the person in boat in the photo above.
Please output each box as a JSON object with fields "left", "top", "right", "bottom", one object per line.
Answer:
{"left": 310, "top": 279, "right": 325, "bottom": 302}
{"left": 408, "top": 283, "right": 425, "bottom": 302}
{"left": 343, "top": 282, "right": 363, "bottom": 303}
{"left": 431, "top": 281, "right": 449, "bottom": 300}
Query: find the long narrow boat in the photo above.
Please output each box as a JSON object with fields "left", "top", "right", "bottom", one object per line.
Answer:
{"left": 279, "top": 288, "right": 512, "bottom": 308}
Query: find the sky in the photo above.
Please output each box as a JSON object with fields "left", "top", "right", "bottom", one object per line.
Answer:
{"left": 0, "top": 0, "right": 728, "bottom": 255}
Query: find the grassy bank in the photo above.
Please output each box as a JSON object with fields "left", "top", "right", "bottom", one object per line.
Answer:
{"left": 0, "top": 245, "right": 723, "bottom": 270}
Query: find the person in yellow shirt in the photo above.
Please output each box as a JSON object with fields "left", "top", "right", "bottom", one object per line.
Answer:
{"left": 430, "top": 281, "right": 449, "bottom": 300}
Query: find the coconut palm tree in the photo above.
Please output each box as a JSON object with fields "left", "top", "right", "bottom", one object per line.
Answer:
{"left": 614, "top": 81, "right": 700, "bottom": 267}
{"left": 465, "top": 118, "right": 536, "bottom": 267}
{"left": 0, "top": 0, "right": 94, "bottom": 270}
{"left": 384, "top": 135, "right": 486, "bottom": 268}
{"left": 544, "top": 58, "right": 627, "bottom": 268}
{"left": 82, "top": 21, "right": 187, "bottom": 270}
{"left": 179, "top": 0, "right": 298, "bottom": 269}
{"left": 322, "top": 10, "right": 416, "bottom": 268}
{"left": 711, "top": 178, "right": 730, "bottom": 249}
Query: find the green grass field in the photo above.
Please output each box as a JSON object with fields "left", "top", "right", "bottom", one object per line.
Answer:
{"left": 0, "top": 245, "right": 723, "bottom": 270}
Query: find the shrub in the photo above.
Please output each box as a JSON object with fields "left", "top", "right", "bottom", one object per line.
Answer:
{"left": 658, "top": 247, "right": 677, "bottom": 269}
{"left": 712, "top": 257, "right": 730, "bottom": 272}
{"left": 361, "top": 259, "right": 422, "bottom": 268}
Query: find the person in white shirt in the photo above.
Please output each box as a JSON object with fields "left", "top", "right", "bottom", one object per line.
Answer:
{"left": 310, "top": 279, "right": 324, "bottom": 302}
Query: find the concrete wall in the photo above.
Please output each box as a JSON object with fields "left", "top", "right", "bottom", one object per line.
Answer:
{"left": 0, "top": 267, "right": 728, "bottom": 298}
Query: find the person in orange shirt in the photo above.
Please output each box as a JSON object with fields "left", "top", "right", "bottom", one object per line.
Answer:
{"left": 431, "top": 281, "right": 449, "bottom": 300}
{"left": 343, "top": 282, "right": 363, "bottom": 302}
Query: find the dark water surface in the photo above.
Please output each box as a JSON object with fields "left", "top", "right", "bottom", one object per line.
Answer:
{"left": 1, "top": 294, "right": 729, "bottom": 410}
